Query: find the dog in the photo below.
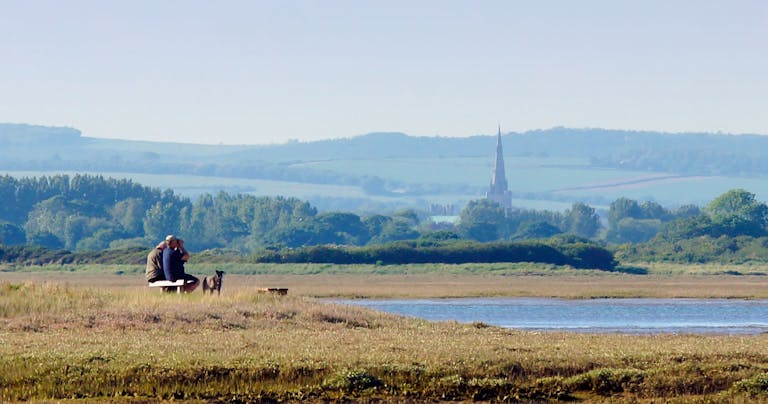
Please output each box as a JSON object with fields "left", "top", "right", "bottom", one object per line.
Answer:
{"left": 202, "top": 270, "right": 225, "bottom": 295}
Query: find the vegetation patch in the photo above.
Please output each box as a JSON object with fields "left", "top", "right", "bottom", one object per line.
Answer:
{"left": 732, "top": 372, "right": 768, "bottom": 396}
{"left": 564, "top": 368, "right": 645, "bottom": 395}
{"left": 1, "top": 279, "right": 768, "bottom": 402}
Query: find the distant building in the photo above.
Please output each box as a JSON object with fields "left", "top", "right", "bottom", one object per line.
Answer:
{"left": 486, "top": 126, "right": 512, "bottom": 209}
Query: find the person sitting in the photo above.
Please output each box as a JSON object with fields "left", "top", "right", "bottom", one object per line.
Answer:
{"left": 145, "top": 240, "right": 167, "bottom": 283}
{"left": 162, "top": 235, "right": 199, "bottom": 293}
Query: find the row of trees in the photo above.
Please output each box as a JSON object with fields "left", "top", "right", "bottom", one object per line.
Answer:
{"left": 0, "top": 174, "right": 425, "bottom": 251}
{"left": 458, "top": 200, "right": 601, "bottom": 241}
{"left": 454, "top": 189, "right": 768, "bottom": 254}
{"left": 2, "top": 174, "right": 768, "bottom": 264}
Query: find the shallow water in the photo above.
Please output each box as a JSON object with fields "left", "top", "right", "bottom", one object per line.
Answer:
{"left": 334, "top": 297, "right": 768, "bottom": 334}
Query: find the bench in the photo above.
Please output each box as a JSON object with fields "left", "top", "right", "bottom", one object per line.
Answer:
{"left": 148, "top": 279, "right": 195, "bottom": 294}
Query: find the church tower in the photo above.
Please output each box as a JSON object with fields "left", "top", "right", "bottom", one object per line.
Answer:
{"left": 486, "top": 125, "right": 512, "bottom": 209}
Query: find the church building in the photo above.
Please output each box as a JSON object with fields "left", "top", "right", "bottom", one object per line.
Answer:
{"left": 485, "top": 126, "right": 512, "bottom": 209}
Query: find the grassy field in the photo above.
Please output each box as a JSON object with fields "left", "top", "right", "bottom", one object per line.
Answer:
{"left": 4, "top": 261, "right": 768, "bottom": 299}
{"left": 9, "top": 159, "right": 768, "bottom": 210}
{"left": 2, "top": 265, "right": 768, "bottom": 402}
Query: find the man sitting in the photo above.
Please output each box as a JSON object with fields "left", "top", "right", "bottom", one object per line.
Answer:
{"left": 145, "top": 240, "right": 167, "bottom": 283}
{"left": 162, "top": 235, "right": 199, "bottom": 293}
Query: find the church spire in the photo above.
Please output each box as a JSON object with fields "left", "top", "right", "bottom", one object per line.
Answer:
{"left": 491, "top": 125, "right": 508, "bottom": 191}
{"left": 486, "top": 126, "right": 512, "bottom": 208}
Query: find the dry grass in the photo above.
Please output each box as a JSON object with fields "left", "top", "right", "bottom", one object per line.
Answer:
{"left": 3, "top": 268, "right": 768, "bottom": 299}
{"left": 2, "top": 275, "right": 768, "bottom": 402}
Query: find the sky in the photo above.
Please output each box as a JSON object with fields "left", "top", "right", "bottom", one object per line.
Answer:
{"left": 1, "top": 0, "right": 767, "bottom": 145}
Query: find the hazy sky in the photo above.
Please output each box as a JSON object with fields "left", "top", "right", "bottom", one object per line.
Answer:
{"left": 1, "top": 0, "right": 766, "bottom": 145}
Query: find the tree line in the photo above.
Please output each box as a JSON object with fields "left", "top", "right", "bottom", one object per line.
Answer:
{"left": 0, "top": 174, "right": 426, "bottom": 252}
{"left": 2, "top": 174, "right": 768, "bottom": 265}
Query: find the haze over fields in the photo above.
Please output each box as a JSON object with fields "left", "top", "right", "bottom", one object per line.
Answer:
{"left": 4, "top": 123, "right": 768, "bottom": 213}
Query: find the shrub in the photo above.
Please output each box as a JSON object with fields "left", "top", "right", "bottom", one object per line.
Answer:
{"left": 322, "top": 369, "right": 382, "bottom": 392}
{"left": 732, "top": 372, "right": 768, "bottom": 396}
{"left": 565, "top": 368, "right": 645, "bottom": 396}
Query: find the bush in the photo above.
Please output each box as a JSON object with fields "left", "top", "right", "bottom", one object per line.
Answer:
{"left": 323, "top": 369, "right": 382, "bottom": 392}
{"left": 732, "top": 372, "right": 768, "bottom": 396}
{"left": 565, "top": 368, "right": 645, "bottom": 395}
{"left": 251, "top": 238, "right": 616, "bottom": 270}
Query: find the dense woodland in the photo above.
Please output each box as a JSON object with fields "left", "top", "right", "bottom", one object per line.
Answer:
{"left": 1, "top": 174, "right": 768, "bottom": 266}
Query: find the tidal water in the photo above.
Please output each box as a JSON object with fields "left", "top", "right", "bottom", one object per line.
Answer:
{"left": 334, "top": 297, "right": 768, "bottom": 334}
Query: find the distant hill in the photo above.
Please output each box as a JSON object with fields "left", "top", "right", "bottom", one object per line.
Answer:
{"left": 4, "top": 123, "right": 768, "bottom": 176}
{"left": 4, "top": 123, "right": 768, "bottom": 211}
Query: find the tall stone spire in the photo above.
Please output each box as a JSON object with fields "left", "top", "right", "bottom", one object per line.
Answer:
{"left": 486, "top": 125, "right": 512, "bottom": 209}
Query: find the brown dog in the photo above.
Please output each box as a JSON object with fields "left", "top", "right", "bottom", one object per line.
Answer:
{"left": 202, "top": 270, "right": 224, "bottom": 295}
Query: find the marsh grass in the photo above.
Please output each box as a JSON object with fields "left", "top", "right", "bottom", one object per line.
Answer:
{"left": 5, "top": 261, "right": 768, "bottom": 299}
{"left": 2, "top": 280, "right": 768, "bottom": 402}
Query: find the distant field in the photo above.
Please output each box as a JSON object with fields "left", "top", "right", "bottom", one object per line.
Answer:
{"left": 292, "top": 156, "right": 768, "bottom": 206}
{"left": 5, "top": 155, "right": 768, "bottom": 210}
{"left": 1, "top": 170, "right": 368, "bottom": 199}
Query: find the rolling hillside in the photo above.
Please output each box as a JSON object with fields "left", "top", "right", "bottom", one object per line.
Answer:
{"left": 3, "top": 123, "right": 768, "bottom": 212}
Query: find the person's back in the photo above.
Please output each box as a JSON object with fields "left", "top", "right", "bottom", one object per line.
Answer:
{"left": 145, "top": 242, "right": 166, "bottom": 282}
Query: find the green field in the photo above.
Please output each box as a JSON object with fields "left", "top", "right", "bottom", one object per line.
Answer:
{"left": 6, "top": 154, "right": 768, "bottom": 211}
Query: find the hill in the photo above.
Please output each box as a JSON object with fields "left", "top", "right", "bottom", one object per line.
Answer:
{"left": 4, "top": 123, "right": 768, "bottom": 211}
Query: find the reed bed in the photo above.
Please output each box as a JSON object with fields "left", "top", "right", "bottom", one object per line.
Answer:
{"left": 2, "top": 279, "right": 768, "bottom": 402}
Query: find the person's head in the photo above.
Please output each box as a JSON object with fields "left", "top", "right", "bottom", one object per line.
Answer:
{"left": 165, "top": 234, "right": 179, "bottom": 248}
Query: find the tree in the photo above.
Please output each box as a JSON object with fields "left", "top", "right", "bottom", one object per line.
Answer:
{"left": 606, "top": 218, "right": 662, "bottom": 244}
{"left": 0, "top": 222, "right": 25, "bottom": 245}
{"left": 371, "top": 218, "right": 420, "bottom": 244}
{"left": 27, "top": 232, "right": 64, "bottom": 250}
{"left": 706, "top": 189, "right": 768, "bottom": 223}
{"left": 111, "top": 198, "right": 146, "bottom": 236}
{"left": 316, "top": 212, "right": 370, "bottom": 245}
{"left": 392, "top": 209, "right": 420, "bottom": 226}
{"left": 263, "top": 219, "right": 337, "bottom": 248}
{"left": 656, "top": 215, "right": 715, "bottom": 240}
{"left": 562, "top": 202, "right": 601, "bottom": 238}
{"left": 182, "top": 193, "right": 219, "bottom": 249}
{"left": 363, "top": 215, "right": 392, "bottom": 240}
{"left": 640, "top": 201, "right": 672, "bottom": 221}
{"left": 673, "top": 204, "right": 701, "bottom": 219}
{"left": 143, "top": 201, "right": 182, "bottom": 242}
{"left": 706, "top": 189, "right": 768, "bottom": 237}
{"left": 459, "top": 199, "right": 509, "bottom": 241}
{"left": 607, "top": 198, "right": 642, "bottom": 230}
{"left": 513, "top": 221, "right": 562, "bottom": 240}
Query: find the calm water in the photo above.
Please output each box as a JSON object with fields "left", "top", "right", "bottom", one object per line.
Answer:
{"left": 334, "top": 298, "right": 768, "bottom": 334}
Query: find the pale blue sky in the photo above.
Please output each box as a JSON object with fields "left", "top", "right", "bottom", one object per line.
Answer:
{"left": 1, "top": 0, "right": 766, "bottom": 145}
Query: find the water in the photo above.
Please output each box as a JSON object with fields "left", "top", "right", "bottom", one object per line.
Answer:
{"left": 334, "top": 298, "right": 768, "bottom": 334}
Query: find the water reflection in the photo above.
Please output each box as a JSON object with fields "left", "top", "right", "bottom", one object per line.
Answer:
{"left": 335, "top": 298, "right": 768, "bottom": 334}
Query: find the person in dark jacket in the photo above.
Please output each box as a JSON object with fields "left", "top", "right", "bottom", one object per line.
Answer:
{"left": 162, "top": 234, "right": 199, "bottom": 293}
